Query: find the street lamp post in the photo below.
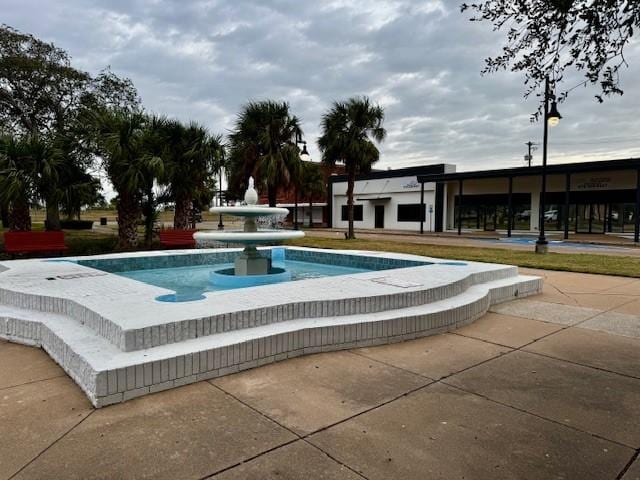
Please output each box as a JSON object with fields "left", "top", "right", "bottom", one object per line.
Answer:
{"left": 293, "top": 133, "right": 309, "bottom": 230}
{"left": 535, "top": 76, "right": 562, "bottom": 254}
{"left": 217, "top": 165, "right": 224, "bottom": 230}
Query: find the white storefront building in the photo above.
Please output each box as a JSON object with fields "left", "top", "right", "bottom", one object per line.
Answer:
{"left": 329, "top": 165, "right": 455, "bottom": 232}
{"left": 328, "top": 158, "right": 640, "bottom": 242}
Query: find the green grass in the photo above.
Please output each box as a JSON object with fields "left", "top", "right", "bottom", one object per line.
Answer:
{"left": 287, "top": 236, "right": 640, "bottom": 278}
{"left": 2, "top": 225, "right": 639, "bottom": 277}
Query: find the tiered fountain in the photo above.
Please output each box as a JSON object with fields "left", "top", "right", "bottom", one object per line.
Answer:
{"left": 194, "top": 177, "right": 305, "bottom": 288}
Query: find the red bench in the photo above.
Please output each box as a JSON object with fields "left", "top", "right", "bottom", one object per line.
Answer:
{"left": 3, "top": 231, "right": 68, "bottom": 257}
{"left": 159, "top": 229, "right": 197, "bottom": 248}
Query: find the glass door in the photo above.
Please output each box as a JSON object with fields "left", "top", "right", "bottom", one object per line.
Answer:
{"left": 576, "top": 204, "right": 591, "bottom": 233}
{"left": 482, "top": 205, "right": 497, "bottom": 231}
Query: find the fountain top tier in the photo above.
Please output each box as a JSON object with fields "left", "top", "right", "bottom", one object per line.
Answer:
{"left": 208, "top": 176, "right": 291, "bottom": 218}
{"left": 194, "top": 176, "right": 305, "bottom": 246}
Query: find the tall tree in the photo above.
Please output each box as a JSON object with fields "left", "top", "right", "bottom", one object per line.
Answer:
{"left": 0, "top": 134, "right": 52, "bottom": 231}
{"left": 0, "top": 25, "right": 91, "bottom": 230}
{"left": 318, "top": 97, "right": 386, "bottom": 240}
{"left": 163, "top": 120, "right": 222, "bottom": 229}
{"left": 228, "top": 101, "right": 303, "bottom": 206}
{"left": 89, "top": 110, "right": 162, "bottom": 249}
{"left": 1, "top": 25, "right": 141, "bottom": 231}
{"left": 0, "top": 25, "right": 90, "bottom": 136}
{"left": 60, "top": 166, "right": 102, "bottom": 220}
{"left": 139, "top": 115, "right": 168, "bottom": 246}
{"left": 461, "top": 1, "right": 640, "bottom": 103}
{"left": 299, "top": 162, "right": 325, "bottom": 227}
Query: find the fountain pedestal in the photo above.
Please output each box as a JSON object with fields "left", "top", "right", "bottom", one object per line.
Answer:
{"left": 193, "top": 176, "right": 305, "bottom": 286}
{"left": 235, "top": 246, "right": 271, "bottom": 275}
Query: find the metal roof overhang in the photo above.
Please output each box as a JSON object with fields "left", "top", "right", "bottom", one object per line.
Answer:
{"left": 355, "top": 195, "right": 392, "bottom": 201}
{"left": 417, "top": 157, "right": 640, "bottom": 184}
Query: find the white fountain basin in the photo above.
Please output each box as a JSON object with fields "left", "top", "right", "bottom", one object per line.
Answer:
{"left": 209, "top": 206, "right": 290, "bottom": 217}
{"left": 194, "top": 230, "right": 305, "bottom": 244}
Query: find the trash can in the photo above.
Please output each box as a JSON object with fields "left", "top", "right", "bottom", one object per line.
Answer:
{"left": 100, "top": 217, "right": 107, "bottom": 226}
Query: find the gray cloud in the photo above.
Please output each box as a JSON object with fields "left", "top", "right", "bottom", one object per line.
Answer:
{"left": 4, "top": 0, "right": 640, "bottom": 173}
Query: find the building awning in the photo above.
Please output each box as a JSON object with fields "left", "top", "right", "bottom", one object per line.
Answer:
{"left": 417, "top": 157, "right": 640, "bottom": 183}
{"left": 355, "top": 195, "right": 392, "bottom": 201}
{"left": 276, "top": 203, "right": 327, "bottom": 208}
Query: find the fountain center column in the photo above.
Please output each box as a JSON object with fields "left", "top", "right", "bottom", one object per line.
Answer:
{"left": 235, "top": 181, "right": 269, "bottom": 275}
{"left": 234, "top": 245, "right": 271, "bottom": 275}
{"left": 196, "top": 175, "right": 304, "bottom": 278}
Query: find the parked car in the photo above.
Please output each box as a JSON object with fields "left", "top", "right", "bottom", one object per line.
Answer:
{"left": 544, "top": 209, "right": 558, "bottom": 221}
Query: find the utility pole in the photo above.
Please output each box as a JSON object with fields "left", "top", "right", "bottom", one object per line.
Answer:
{"left": 524, "top": 141, "right": 538, "bottom": 167}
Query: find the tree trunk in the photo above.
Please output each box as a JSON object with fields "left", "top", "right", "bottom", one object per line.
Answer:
{"left": 346, "top": 169, "right": 355, "bottom": 239}
{"left": 174, "top": 194, "right": 191, "bottom": 230}
{"left": 309, "top": 199, "right": 313, "bottom": 228}
{"left": 267, "top": 184, "right": 277, "bottom": 207}
{"left": 45, "top": 200, "right": 61, "bottom": 231}
{"left": 116, "top": 192, "right": 140, "bottom": 250}
{"left": 0, "top": 204, "right": 9, "bottom": 228}
{"left": 9, "top": 197, "right": 32, "bottom": 231}
{"left": 143, "top": 189, "right": 155, "bottom": 248}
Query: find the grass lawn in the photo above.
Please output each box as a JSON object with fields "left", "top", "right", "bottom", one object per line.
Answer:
{"left": 287, "top": 236, "right": 640, "bottom": 278}
{"left": 2, "top": 224, "right": 639, "bottom": 277}
{"left": 29, "top": 208, "right": 230, "bottom": 224}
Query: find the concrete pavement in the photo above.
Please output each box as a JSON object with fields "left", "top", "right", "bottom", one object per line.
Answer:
{"left": 1, "top": 268, "right": 639, "bottom": 479}
{"left": 302, "top": 228, "right": 640, "bottom": 257}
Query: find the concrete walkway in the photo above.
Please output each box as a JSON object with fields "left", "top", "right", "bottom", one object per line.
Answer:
{"left": 303, "top": 228, "right": 640, "bottom": 257}
{"left": 1, "top": 269, "right": 639, "bottom": 479}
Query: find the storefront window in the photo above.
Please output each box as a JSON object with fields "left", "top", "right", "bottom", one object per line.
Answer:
{"left": 341, "top": 205, "right": 363, "bottom": 221}
{"left": 454, "top": 194, "right": 531, "bottom": 231}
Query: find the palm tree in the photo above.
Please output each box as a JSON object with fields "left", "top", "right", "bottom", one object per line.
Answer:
{"left": 318, "top": 97, "right": 386, "bottom": 239}
{"left": 228, "top": 101, "right": 302, "bottom": 206}
{"left": 163, "top": 121, "right": 222, "bottom": 229}
{"left": 90, "top": 109, "right": 163, "bottom": 249}
{"left": 0, "top": 134, "right": 39, "bottom": 231}
{"left": 300, "top": 162, "right": 325, "bottom": 227}
{"left": 139, "top": 115, "right": 169, "bottom": 246}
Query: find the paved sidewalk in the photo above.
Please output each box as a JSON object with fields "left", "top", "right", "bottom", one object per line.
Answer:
{"left": 1, "top": 269, "right": 639, "bottom": 479}
{"left": 303, "top": 228, "right": 640, "bottom": 256}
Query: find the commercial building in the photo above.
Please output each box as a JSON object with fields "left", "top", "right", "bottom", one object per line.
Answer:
{"left": 328, "top": 158, "right": 640, "bottom": 242}
{"left": 328, "top": 164, "right": 455, "bottom": 231}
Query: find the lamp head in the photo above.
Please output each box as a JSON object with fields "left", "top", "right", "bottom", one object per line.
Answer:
{"left": 547, "top": 101, "right": 562, "bottom": 127}
{"left": 300, "top": 141, "right": 309, "bottom": 158}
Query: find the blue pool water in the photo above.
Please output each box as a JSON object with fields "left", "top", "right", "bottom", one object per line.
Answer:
{"left": 118, "top": 260, "right": 371, "bottom": 302}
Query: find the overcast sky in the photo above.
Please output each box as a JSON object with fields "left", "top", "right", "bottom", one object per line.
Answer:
{"left": 5, "top": 0, "right": 640, "bottom": 173}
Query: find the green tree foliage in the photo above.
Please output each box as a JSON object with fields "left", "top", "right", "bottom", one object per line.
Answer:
{"left": 318, "top": 97, "right": 385, "bottom": 239}
{"left": 88, "top": 110, "right": 163, "bottom": 249}
{"left": 461, "top": 1, "right": 640, "bottom": 102}
{"left": 0, "top": 24, "right": 90, "bottom": 136}
{"left": 0, "top": 25, "right": 140, "bottom": 231}
{"left": 0, "top": 134, "right": 56, "bottom": 230}
{"left": 299, "top": 162, "right": 325, "bottom": 227}
{"left": 162, "top": 120, "right": 223, "bottom": 229}
{"left": 228, "top": 101, "right": 303, "bottom": 206}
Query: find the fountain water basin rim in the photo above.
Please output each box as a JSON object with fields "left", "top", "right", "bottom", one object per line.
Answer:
{"left": 209, "top": 266, "right": 291, "bottom": 289}
{"left": 194, "top": 230, "right": 305, "bottom": 243}
{"left": 209, "top": 205, "right": 290, "bottom": 217}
